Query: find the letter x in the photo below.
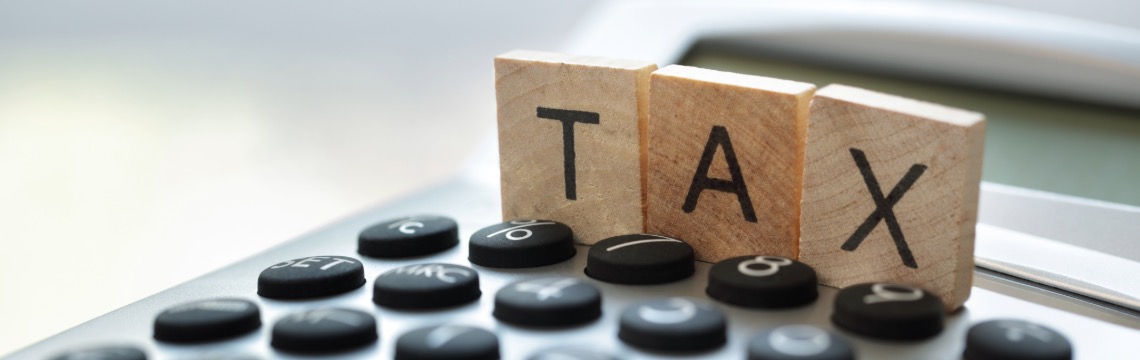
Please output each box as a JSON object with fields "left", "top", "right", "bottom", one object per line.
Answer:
{"left": 841, "top": 148, "right": 926, "bottom": 269}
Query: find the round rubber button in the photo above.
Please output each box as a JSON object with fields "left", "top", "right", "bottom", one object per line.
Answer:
{"left": 358, "top": 215, "right": 458, "bottom": 258}
{"left": 153, "top": 298, "right": 261, "bottom": 343}
{"left": 395, "top": 324, "right": 499, "bottom": 360}
{"left": 964, "top": 319, "right": 1072, "bottom": 360}
{"left": 469, "top": 220, "right": 576, "bottom": 268}
{"left": 494, "top": 277, "right": 602, "bottom": 327}
{"left": 586, "top": 234, "right": 694, "bottom": 285}
{"left": 706, "top": 256, "right": 818, "bottom": 308}
{"left": 270, "top": 308, "right": 378, "bottom": 353}
{"left": 257, "top": 256, "right": 365, "bottom": 299}
{"left": 618, "top": 297, "right": 726, "bottom": 353}
{"left": 748, "top": 325, "right": 855, "bottom": 360}
{"left": 51, "top": 346, "right": 146, "bottom": 360}
{"left": 528, "top": 348, "right": 619, "bottom": 360}
{"left": 831, "top": 283, "right": 944, "bottom": 341}
{"left": 373, "top": 263, "right": 481, "bottom": 309}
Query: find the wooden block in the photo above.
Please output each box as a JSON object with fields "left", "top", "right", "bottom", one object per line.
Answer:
{"left": 646, "top": 65, "right": 815, "bottom": 262}
{"left": 494, "top": 50, "right": 656, "bottom": 244}
{"left": 799, "top": 84, "right": 985, "bottom": 311}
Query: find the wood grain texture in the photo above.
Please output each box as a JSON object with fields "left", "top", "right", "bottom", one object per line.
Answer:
{"left": 495, "top": 50, "right": 656, "bottom": 244}
{"left": 799, "top": 84, "right": 985, "bottom": 311}
{"left": 646, "top": 65, "right": 815, "bottom": 262}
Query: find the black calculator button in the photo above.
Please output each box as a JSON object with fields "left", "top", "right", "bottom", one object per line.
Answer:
{"left": 395, "top": 324, "right": 499, "bottom": 360}
{"left": 528, "top": 348, "right": 619, "bottom": 360}
{"left": 373, "top": 263, "right": 481, "bottom": 309}
{"left": 831, "top": 283, "right": 944, "bottom": 341}
{"left": 964, "top": 319, "right": 1072, "bottom": 360}
{"left": 51, "top": 346, "right": 146, "bottom": 360}
{"left": 494, "top": 277, "right": 602, "bottom": 327}
{"left": 270, "top": 308, "right": 378, "bottom": 353}
{"left": 257, "top": 256, "right": 365, "bottom": 299}
{"left": 707, "top": 256, "right": 818, "bottom": 308}
{"left": 618, "top": 297, "right": 726, "bottom": 353}
{"left": 359, "top": 215, "right": 459, "bottom": 258}
{"left": 153, "top": 298, "right": 261, "bottom": 343}
{"left": 748, "top": 325, "right": 855, "bottom": 360}
{"left": 469, "top": 219, "right": 576, "bottom": 268}
{"left": 585, "top": 234, "right": 694, "bottom": 285}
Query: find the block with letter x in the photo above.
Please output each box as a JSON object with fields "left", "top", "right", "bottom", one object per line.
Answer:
{"left": 495, "top": 50, "right": 657, "bottom": 244}
{"left": 798, "top": 84, "right": 985, "bottom": 311}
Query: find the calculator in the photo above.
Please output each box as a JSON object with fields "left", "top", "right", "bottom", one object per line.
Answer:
{"left": 8, "top": 177, "right": 1138, "bottom": 360}
{"left": 9, "top": 1, "right": 1140, "bottom": 359}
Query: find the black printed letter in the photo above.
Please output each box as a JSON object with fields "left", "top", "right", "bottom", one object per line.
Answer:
{"left": 841, "top": 148, "right": 926, "bottom": 269}
{"left": 537, "top": 107, "right": 600, "bottom": 200}
{"left": 682, "top": 126, "right": 757, "bottom": 222}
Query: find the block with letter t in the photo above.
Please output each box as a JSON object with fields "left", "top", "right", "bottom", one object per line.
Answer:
{"left": 798, "top": 84, "right": 985, "bottom": 311}
{"left": 494, "top": 50, "right": 657, "bottom": 244}
{"left": 645, "top": 65, "right": 816, "bottom": 262}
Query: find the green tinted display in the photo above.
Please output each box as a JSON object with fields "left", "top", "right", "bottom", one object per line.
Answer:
{"left": 683, "top": 49, "right": 1140, "bottom": 206}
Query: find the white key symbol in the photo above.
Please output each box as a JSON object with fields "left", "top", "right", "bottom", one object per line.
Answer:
{"left": 606, "top": 235, "right": 682, "bottom": 252}
{"left": 514, "top": 278, "right": 579, "bottom": 301}
{"left": 487, "top": 220, "right": 556, "bottom": 241}
{"left": 769, "top": 325, "right": 831, "bottom": 356}
{"left": 638, "top": 298, "right": 697, "bottom": 324}
{"left": 389, "top": 215, "right": 437, "bottom": 234}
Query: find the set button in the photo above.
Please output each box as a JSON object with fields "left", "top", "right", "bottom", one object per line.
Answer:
{"left": 373, "top": 263, "right": 481, "bottom": 309}
{"left": 257, "top": 256, "right": 365, "bottom": 299}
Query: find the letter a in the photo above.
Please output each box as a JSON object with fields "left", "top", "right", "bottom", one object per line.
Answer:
{"left": 681, "top": 126, "right": 758, "bottom": 222}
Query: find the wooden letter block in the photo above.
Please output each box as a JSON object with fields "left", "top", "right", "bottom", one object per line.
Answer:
{"left": 494, "top": 50, "right": 656, "bottom": 244}
{"left": 646, "top": 65, "right": 815, "bottom": 262}
{"left": 799, "top": 84, "right": 985, "bottom": 311}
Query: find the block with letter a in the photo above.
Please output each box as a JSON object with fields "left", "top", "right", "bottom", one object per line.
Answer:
{"left": 646, "top": 65, "right": 815, "bottom": 262}
{"left": 494, "top": 50, "right": 657, "bottom": 244}
{"left": 798, "top": 84, "right": 985, "bottom": 311}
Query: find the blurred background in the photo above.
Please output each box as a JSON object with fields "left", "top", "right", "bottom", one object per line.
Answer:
{"left": 2, "top": 0, "right": 1139, "bottom": 356}
{"left": 0, "top": 0, "right": 595, "bottom": 353}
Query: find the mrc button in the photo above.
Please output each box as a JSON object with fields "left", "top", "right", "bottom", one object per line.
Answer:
{"left": 373, "top": 263, "right": 481, "bottom": 309}
{"left": 153, "top": 298, "right": 261, "bottom": 343}
{"left": 257, "top": 256, "right": 365, "bottom": 299}
{"left": 469, "top": 220, "right": 576, "bottom": 268}
{"left": 586, "top": 234, "right": 694, "bottom": 285}
{"left": 358, "top": 215, "right": 459, "bottom": 258}
{"left": 831, "top": 283, "right": 944, "bottom": 341}
{"left": 707, "top": 256, "right": 818, "bottom": 309}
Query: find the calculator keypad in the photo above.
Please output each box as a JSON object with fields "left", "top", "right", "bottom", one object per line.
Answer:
{"left": 42, "top": 214, "right": 1084, "bottom": 360}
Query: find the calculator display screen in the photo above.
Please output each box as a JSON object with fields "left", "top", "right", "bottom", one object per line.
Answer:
{"left": 682, "top": 46, "right": 1140, "bottom": 207}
